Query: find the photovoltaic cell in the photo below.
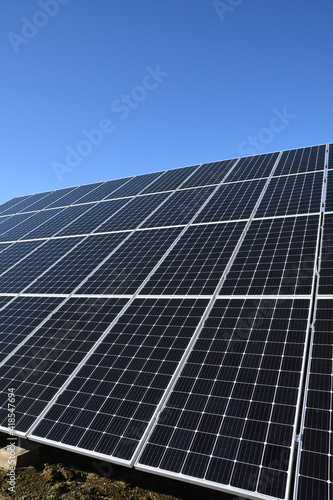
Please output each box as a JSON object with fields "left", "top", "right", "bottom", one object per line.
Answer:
{"left": 193, "top": 179, "right": 266, "bottom": 224}
{"left": 0, "top": 213, "right": 40, "bottom": 239}
{"left": 71, "top": 178, "right": 132, "bottom": 204}
{"left": 0, "top": 194, "right": 33, "bottom": 216}
{"left": 19, "top": 186, "right": 77, "bottom": 213}
{"left": 219, "top": 215, "right": 319, "bottom": 296}
{"left": 76, "top": 227, "right": 182, "bottom": 296}
{"left": 137, "top": 297, "right": 311, "bottom": 500}
{"left": 0, "top": 243, "right": 12, "bottom": 254}
{"left": 140, "top": 222, "right": 246, "bottom": 296}
{"left": 0, "top": 191, "right": 53, "bottom": 215}
{"left": 56, "top": 199, "right": 130, "bottom": 237}
{"left": 141, "top": 165, "right": 200, "bottom": 194}
{"left": 24, "top": 232, "right": 128, "bottom": 295}
{"left": 255, "top": 172, "right": 323, "bottom": 218}
{"left": 45, "top": 183, "right": 103, "bottom": 209}
{"left": 295, "top": 299, "right": 333, "bottom": 500}
{"left": 20, "top": 204, "right": 94, "bottom": 240}
{"left": 105, "top": 171, "right": 165, "bottom": 199}
{"left": 225, "top": 152, "right": 279, "bottom": 182}
{"left": 0, "top": 237, "right": 80, "bottom": 293}
{"left": 318, "top": 213, "right": 333, "bottom": 295}
{"left": 95, "top": 193, "right": 169, "bottom": 233}
{"left": 0, "top": 297, "right": 129, "bottom": 433}
{"left": 0, "top": 240, "right": 44, "bottom": 276}
{"left": 273, "top": 145, "right": 326, "bottom": 176}
{"left": 0, "top": 296, "right": 64, "bottom": 363}
{"left": 0, "top": 216, "right": 13, "bottom": 229}
{"left": 180, "top": 159, "right": 236, "bottom": 189}
{"left": 31, "top": 297, "right": 209, "bottom": 463}
{"left": 142, "top": 187, "right": 215, "bottom": 228}
{"left": 0, "top": 208, "right": 63, "bottom": 242}
{"left": 0, "top": 296, "right": 15, "bottom": 309}
{"left": 0, "top": 144, "right": 329, "bottom": 499}
{"left": 324, "top": 171, "right": 333, "bottom": 213}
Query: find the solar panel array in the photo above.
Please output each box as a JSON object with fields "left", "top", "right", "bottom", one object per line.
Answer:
{"left": 0, "top": 144, "right": 330, "bottom": 500}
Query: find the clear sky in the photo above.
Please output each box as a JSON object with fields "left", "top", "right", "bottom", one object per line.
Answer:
{"left": 1, "top": 0, "right": 332, "bottom": 204}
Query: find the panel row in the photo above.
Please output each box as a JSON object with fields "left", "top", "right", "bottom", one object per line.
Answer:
{"left": 0, "top": 171, "right": 324, "bottom": 244}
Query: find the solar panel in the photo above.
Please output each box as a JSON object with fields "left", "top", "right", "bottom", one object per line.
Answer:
{"left": 0, "top": 240, "right": 44, "bottom": 275}
{"left": 328, "top": 143, "right": 333, "bottom": 170}
{"left": 18, "top": 186, "right": 78, "bottom": 213}
{"left": 94, "top": 193, "right": 169, "bottom": 232}
{"left": 0, "top": 216, "right": 12, "bottom": 228}
{"left": 136, "top": 297, "right": 311, "bottom": 500}
{"left": 71, "top": 177, "right": 132, "bottom": 204}
{"left": 141, "top": 187, "right": 215, "bottom": 228}
{"left": 193, "top": 179, "right": 267, "bottom": 224}
{"left": 225, "top": 152, "right": 279, "bottom": 182}
{"left": 17, "top": 204, "right": 94, "bottom": 241}
{"left": 324, "top": 170, "right": 333, "bottom": 213}
{"left": 0, "top": 194, "right": 33, "bottom": 215}
{"left": 30, "top": 297, "right": 209, "bottom": 464}
{"left": 0, "top": 295, "right": 15, "bottom": 309}
{"left": 45, "top": 182, "right": 104, "bottom": 209}
{"left": 0, "top": 295, "right": 64, "bottom": 362}
{"left": 293, "top": 299, "right": 332, "bottom": 500}
{"left": 139, "top": 222, "right": 246, "bottom": 296}
{"left": 273, "top": 145, "right": 326, "bottom": 176}
{"left": 105, "top": 171, "right": 165, "bottom": 199}
{"left": 254, "top": 172, "right": 324, "bottom": 218}
{"left": 140, "top": 164, "right": 201, "bottom": 194}
{"left": 0, "top": 190, "right": 54, "bottom": 215}
{"left": 55, "top": 199, "right": 131, "bottom": 237}
{"left": 0, "top": 144, "right": 329, "bottom": 500}
{"left": 0, "top": 237, "right": 80, "bottom": 293}
{"left": 180, "top": 159, "right": 236, "bottom": 188}
{"left": 219, "top": 215, "right": 320, "bottom": 296}
{"left": 0, "top": 212, "right": 40, "bottom": 239}
{"left": 318, "top": 213, "right": 333, "bottom": 295}
{"left": 0, "top": 243, "right": 13, "bottom": 254}
{"left": 0, "top": 296, "right": 129, "bottom": 434}
{"left": 0, "top": 208, "right": 64, "bottom": 242}
{"left": 24, "top": 232, "right": 128, "bottom": 295}
{"left": 76, "top": 227, "right": 182, "bottom": 296}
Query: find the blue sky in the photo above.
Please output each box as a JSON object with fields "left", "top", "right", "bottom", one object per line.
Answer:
{"left": 1, "top": 0, "right": 332, "bottom": 204}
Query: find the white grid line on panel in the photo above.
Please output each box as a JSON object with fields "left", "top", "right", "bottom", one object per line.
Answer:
{"left": 292, "top": 160, "right": 329, "bottom": 499}
{"left": 0, "top": 160, "right": 233, "bottom": 363}
{"left": 1, "top": 160, "right": 244, "bottom": 437}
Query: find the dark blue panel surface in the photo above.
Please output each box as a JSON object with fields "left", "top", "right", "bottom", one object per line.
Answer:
{"left": 77, "top": 227, "right": 182, "bottom": 295}
{"left": 255, "top": 172, "right": 323, "bottom": 218}
{"left": 0, "top": 237, "right": 80, "bottom": 293}
{"left": 31, "top": 297, "right": 209, "bottom": 462}
{"left": 274, "top": 145, "right": 326, "bottom": 176}
{"left": 220, "top": 215, "right": 319, "bottom": 296}
{"left": 0, "top": 296, "right": 64, "bottom": 362}
{"left": 295, "top": 299, "right": 333, "bottom": 500}
{"left": 225, "top": 153, "right": 279, "bottom": 182}
{"left": 25, "top": 232, "right": 128, "bottom": 294}
{"left": 0, "top": 297, "right": 128, "bottom": 433}
{"left": 141, "top": 222, "right": 245, "bottom": 296}
{"left": 137, "top": 298, "right": 310, "bottom": 500}
{"left": 180, "top": 159, "right": 236, "bottom": 189}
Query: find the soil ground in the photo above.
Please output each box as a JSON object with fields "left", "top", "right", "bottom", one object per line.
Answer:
{"left": 0, "top": 432, "right": 234, "bottom": 500}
